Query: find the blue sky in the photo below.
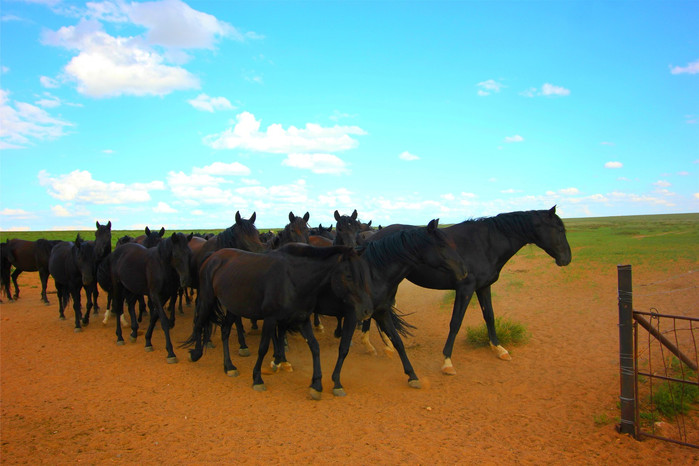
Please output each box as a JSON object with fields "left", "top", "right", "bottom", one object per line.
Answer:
{"left": 1, "top": 0, "right": 697, "bottom": 231}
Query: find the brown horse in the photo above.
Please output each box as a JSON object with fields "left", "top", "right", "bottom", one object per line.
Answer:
{"left": 184, "top": 244, "right": 374, "bottom": 399}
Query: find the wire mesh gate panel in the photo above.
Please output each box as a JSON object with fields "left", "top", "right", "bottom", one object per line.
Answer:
{"left": 618, "top": 265, "right": 699, "bottom": 448}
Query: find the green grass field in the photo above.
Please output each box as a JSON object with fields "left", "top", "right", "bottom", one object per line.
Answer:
{"left": 1, "top": 213, "right": 697, "bottom": 265}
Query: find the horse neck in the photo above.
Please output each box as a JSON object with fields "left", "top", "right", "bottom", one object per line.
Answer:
{"left": 479, "top": 216, "right": 534, "bottom": 265}
{"left": 363, "top": 232, "right": 420, "bottom": 290}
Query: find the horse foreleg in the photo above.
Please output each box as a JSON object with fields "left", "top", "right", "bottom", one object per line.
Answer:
{"left": 127, "top": 299, "right": 139, "bottom": 342}
{"left": 299, "top": 319, "right": 323, "bottom": 400}
{"left": 331, "top": 308, "right": 357, "bottom": 396}
{"left": 251, "top": 319, "right": 275, "bottom": 392}
{"left": 39, "top": 269, "right": 50, "bottom": 304}
{"left": 71, "top": 287, "right": 83, "bottom": 333}
{"left": 476, "top": 287, "right": 511, "bottom": 361}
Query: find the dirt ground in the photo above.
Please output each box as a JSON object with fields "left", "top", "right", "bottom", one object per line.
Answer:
{"left": 1, "top": 251, "right": 697, "bottom": 464}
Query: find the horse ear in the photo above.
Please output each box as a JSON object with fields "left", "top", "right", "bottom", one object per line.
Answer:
{"left": 549, "top": 205, "right": 557, "bottom": 215}
{"left": 107, "top": 221, "right": 111, "bottom": 229}
{"left": 367, "top": 220, "right": 372, "bottom": 227}
{"left": 159, "top": 227, "right": 165, "bottom": 237}
{"left": 170, "top": 232, "right": 178, "bottom": 242}
{"left": 250, "top": 212, "right": 256, "bottom": 223}
{"left": 351, "top": 210, "right": 358, "bottom": 220}
{"left": 145, "top": 227, "right": 151, "bottom": 235}
{"left": 289, "top": 212, "right": 295, "bottom": 223}
{"left": 334, "top": 210, "right": 341, "bottom": 221}
{"left": 96, "top": 221, "right": 100, "bottom": 229}
{"left": 235, "top": 211, "right": 242, "bottom": 223}
{"left": 187, "top": 233, "right": 194, "bottom": 242}
{"left": 303, "top": 212, "right": 310, "bottom": 222}
{"left": 427, "top": 219, "right": 439, "bottom": 232}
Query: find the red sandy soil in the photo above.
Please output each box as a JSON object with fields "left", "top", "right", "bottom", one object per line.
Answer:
{"left": 1, "top": 251, "right": 697, "bottom": 464}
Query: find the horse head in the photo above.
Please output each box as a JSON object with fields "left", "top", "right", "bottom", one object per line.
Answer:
{"left": 422, "top": 219, "right": 469, "bottom": 281}
{"left": 532, "top": 206, "right": 572, "bottom": 267}
{"left": 233, "top": 211, "right": 266, "bottom": 253}
{"left": 283, "top": 211, "right": 311, "bottom": 244}
{"left": 141, "top": 226, "right": 165, "bottom": 248}
{"left": 74, "top": 234, "right": 96, "bottom": 286}
{"left": 94, "top": 220, "right": 112, "bottom": 259}
{"left": 333, "top": 209, "right": 362, "bottom": 247}
{"left": 169, "top": 232, "right": 193, "bottom": 288}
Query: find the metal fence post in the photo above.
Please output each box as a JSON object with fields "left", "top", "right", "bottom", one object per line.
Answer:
{"left": 617, "top": 264, "right": 636, "bottom": 437}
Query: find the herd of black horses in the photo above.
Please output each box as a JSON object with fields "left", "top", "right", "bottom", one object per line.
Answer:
{"left": 1, "top": 207, "right": 571, "bottom": 399}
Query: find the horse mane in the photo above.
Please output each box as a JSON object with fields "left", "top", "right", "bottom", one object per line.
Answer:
{"left": 156, "top": 234, "right": 174, "bottom": 260}
{"left": 360, "top": 227, "right": 428, "bottom": 269}
{"left": 462, "top": 210, "right": 559, "bottom": 243}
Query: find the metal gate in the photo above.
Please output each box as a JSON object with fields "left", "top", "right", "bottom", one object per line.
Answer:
{"left": 617, "top": 264, "right": 699, "bottom": 448}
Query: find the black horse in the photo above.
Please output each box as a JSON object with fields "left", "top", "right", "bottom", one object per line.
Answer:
{"left": 84, "top": 221, "right": 113, "bottom": 315}
{"left": 105, "top": 232, "right": 192, "bottom": 363}
{"left": 48, "top": 235, "right": 97, "bottom": 332}
{"left": 275, "top": 219, "right": 469, "bottom": 396}
{"left": 183, "top": 244, "right": 374, "bottom": 400}
{"left": 188, "top": 211, "right": 266, "bottom": 289}
{"left": 3, "top": 238, "right": 61, "bottom": 302}
{"left": 333, "top": 209, "right": 363, "bottom": 247}
{"left": 368, "top": 207, "right": 572, "bottom": 375}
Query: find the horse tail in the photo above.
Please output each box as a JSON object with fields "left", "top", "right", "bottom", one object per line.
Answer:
{"left": 96, "top": 254, "right": 112, "bottom": 293}
{"left": 388, "top": 306, "right": 416, "bottom": 337}
{"left": 0, "top": 242, "right": 10, "bottom": 297}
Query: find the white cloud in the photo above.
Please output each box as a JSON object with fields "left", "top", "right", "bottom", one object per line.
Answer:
{"left": 694, "top": 193, "right": 699, "bottom": 200}
{"left": 154, "top": 201, "right": 177, "bottom": 213}
{"left": 0, "top": 208, "right": 35, "bottom": 219}
{"left": 399, "top": 151, "right": 419, "bottom": 161}
{"left": 0, "top": 89, "right": 73, "bottom": 149}
{"left": 204, "top": 111, "right": 367, "bottom": 153}
{"left": 541, "top": 83, "right": 571, "bottom": 96}
{"left": 51, "top": 205, "right": 72, "bottom": 217}
{"left": 282, "top": 153, "right": 349, "bottom": 175}
{"left": 504, "top": 135, "right": 524, "bottom": 143}
{"left": 187, "top": 93, "right": 234, "bottom": 112}
{"left": 40, "top": 76, "right": 59, "bottom": 88}
{"left": 559, "top": 187, "right": 579, "bottom": 195}
{"left": 38, "top": 169, "right": 165, "bottom": 204}
{"left": 42, "top": 20, "right": 200, "bottom": 97}
{"left": 670, "top": 59, "right": 699, "bottom": 75}
{"left": 605, "top": 161, "right": 623, "bottom": 168}
{"left": 653, "top": 180, "right": 671, "bottom": 187}
{"left": 476, "top": 79, "right": 504, "bottom": 96}
{"left": 521, "top": 83, "right": 570, "bottom": 97}
{"left": 192, "top": 161, "right": 251, "bottom": 176}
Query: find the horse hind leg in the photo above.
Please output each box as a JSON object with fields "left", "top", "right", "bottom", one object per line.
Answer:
{"left": 11, "top": 269, "right": 21, "bottom": 300}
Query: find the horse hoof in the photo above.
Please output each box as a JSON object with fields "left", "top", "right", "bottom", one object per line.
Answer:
{"left": 205, "top": 341, "right": 216, "bottom": 349}
{"left": 226, "top": 370, "right": 239, "bottom": 377}
{"left": 333, "top": 388, "right": 347, "bottom": 397}
{"left": 166, "top": 356, "right": 178, "bottom": 364}
{"left": 383, "top": 347, "right": 396, "bottom": 358}
{"left": 59, "top": 316, "right": 66, "bottom": 321}
{"left": 129, "top": 336, "right": 137, "bottom": 343}
{"left": 74, "top": 327, "right": 82, "bottom": 333}
{"left": 441, "top": 365, "right": 457, "bottom": 376}
{"left": 408, "top": 379, "right": 422, "bottom": 389}
{"left": 253, "top": 384, "right": 267, "bottom": 392}
{"left": 145, "top": 346, "right": 154, "bottom": 352}
{"left": 279, "top": 362, "right": 293, "bottom": 372}
{"left": 238, "top": 348, "right": 250, "bottom": 357}
{"left": 315, "top": 324, "right": 324, "bottom": 333}
{"left": 490, "top": 344, "right": 512, "bottom": 361}
{"left": 309, "top": 389, "right": 322, "bottom": 401}
{"left": 261, "top": 364, "right": 276, "bottom": 375}
{"left": 116, "top": 340, "right": 125, "bottom": 346}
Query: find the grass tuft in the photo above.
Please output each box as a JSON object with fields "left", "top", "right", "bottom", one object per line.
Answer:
{"left": 465, "top": 316, "right": 530, "bottom": 347}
